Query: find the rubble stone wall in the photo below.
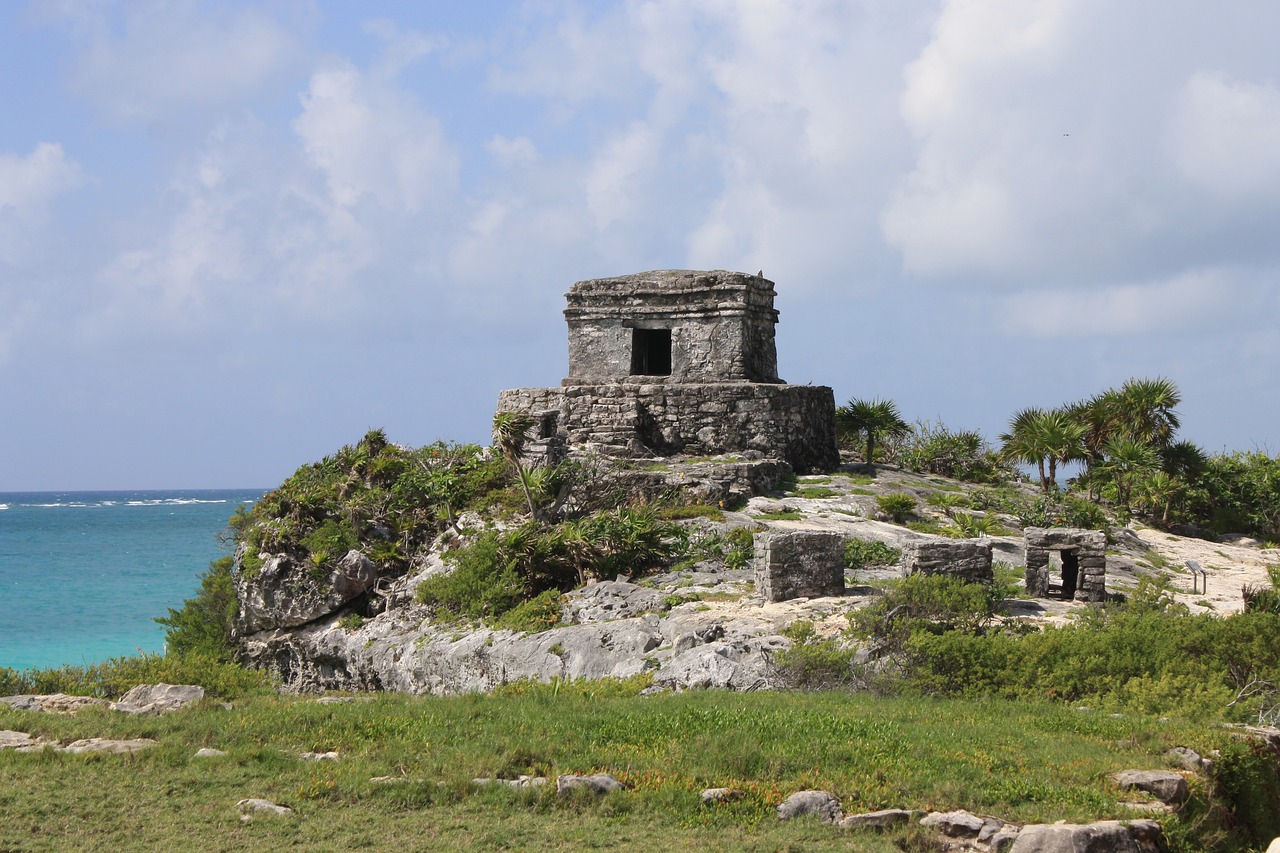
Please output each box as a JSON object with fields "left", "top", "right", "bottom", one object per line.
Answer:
{"left": 754, "top": 530, "right": 846, "bottom": 602}
{"left": 900, "top": 540, "right": 994, "bottom": 583}
{"left": 496, "top": 382, "right": 839, "bottom": 474}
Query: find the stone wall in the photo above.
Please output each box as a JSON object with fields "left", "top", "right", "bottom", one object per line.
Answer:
{"left": 564, "top": 270, "right": 780, "bottom": 384}
{"left": 754, "top": 530, "right": 846, "bottom": 602}
{"left": 1024, "top": 528, "right": 1106, "bottom": 602}
{"left": 900, "top": 540, "right": 993, "bottom": 583}
{"left": 497, "top": 382, "right": 839, "bottom": 474}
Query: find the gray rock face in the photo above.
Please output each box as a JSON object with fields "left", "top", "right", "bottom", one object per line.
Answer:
{"left": 1112, "top": 769, "right": 1189, "bottom": 805}
{"left": 113, "top": 683, "right": 205, "bottom": 714}
{"left": 234, "top": 548, "right": 377, "bottom": 634}
{"left": 561, "top": 581, "right": 669, "bottom": 623}
{"left": 1008, "top": 820, "right": 1163, "bottom": 853}
{"left": 755, "top": 530, "right": 845, "bottom": 602}
{"left": 239, "top": 594, "right": 789, "bottom": 695}
{"left": 1164, "top": 746, "right": 1213, "bottom": 773}
{"left": 776, "top": 790, "right": 842, "bottom": 824}
{"left": 901, "top": 540, "right": 993, "bottom": 583}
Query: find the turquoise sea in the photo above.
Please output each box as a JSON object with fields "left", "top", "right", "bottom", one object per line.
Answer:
{"left": 0, "top": 489, "right": 263, "bottom": 672}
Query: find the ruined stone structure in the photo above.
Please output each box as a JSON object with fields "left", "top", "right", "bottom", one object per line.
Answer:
{"left": 496, "top": 270, "right": 839, "bottom": 474}
{"left": 900, "top": 540, "right": 994, "bottom": 584}
{"left": 754, "top": 530, "right": 846, "bottom": 602}
{"left": 1024, "top": 527, "right": 1107, "bottom": 602}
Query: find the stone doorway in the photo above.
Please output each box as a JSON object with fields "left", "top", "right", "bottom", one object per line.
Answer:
{"left": 1025, "top": 528, "right": 1106, "bottom": 603}
{"left": 630, "top": 328, "right": 672, "bottom": 376}
{"left": 1047, "top": 549, "right": 1080, "bottom": 599}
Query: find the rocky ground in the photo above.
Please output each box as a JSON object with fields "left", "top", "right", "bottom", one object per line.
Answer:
{"left": 237, "top": 461, "right": 1278, "bottom": 695}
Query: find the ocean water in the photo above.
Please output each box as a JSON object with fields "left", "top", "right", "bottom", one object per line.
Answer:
{"left": 0, "top": 489, "right": 263, "bottom": 672}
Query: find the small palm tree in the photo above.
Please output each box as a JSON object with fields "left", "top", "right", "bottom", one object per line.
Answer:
{"left": 836, "top": 397, "right": 910, "bottom": 473}
{"left": 1000, "top": 408, "right": 1085, "bottom": 492}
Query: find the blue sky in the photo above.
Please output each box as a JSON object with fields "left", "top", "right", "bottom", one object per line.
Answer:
{"left": 3, "top": 1, "right": 1279, "bottom": 490}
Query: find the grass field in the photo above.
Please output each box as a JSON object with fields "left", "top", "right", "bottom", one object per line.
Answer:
{"left": 0, "top": 683, "right": 1242, "bottom": 852}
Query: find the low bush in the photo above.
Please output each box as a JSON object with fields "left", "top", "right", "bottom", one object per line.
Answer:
{"left": 875, "top": 493, "right": 917, "bottom": 523}
{"left": 843, "top": 539, "right": 900, "bottom": 572}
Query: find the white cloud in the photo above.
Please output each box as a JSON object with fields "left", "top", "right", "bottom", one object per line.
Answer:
{"left": 1170, "top": 71, "right": 1280, "bottom": 198}
{"left": 1000, "top": 268, "right": 1236, "bottom": 338}
{"left": 487, "top": 135, "right": 540, "bottom": 168}
{"left": 59, "top": 1, "right": 304, "bottom": 122}
{"left": 294, "top": 62, "right": 459, "bottom": 213}
{"left": 0, "top": 142, "right": 84, "bottom": 266}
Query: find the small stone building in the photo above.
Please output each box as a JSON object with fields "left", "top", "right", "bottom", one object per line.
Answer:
{"left": 900, "top": 540, "right": 993, "bottom": 583}
{"left": 754, "top": 530, "right": 846, "bottom": 602}
{"left": 1024, "top": 527, "right": 1106, "bottom": 602}
{"left": 496, "top": 270, "right": 839, "bottom": 473}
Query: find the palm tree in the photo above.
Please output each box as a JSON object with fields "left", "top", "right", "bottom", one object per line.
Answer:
{"left": 835, "top": 398, "right": 910, "bottom": 473}
{"left": 1000, "top": 407, "right": 1085, "bottom": 492}
{"left": 492, "top": 412, "right": 540, "bottom": 519}
{"left": 1100, "top": 437, "right": 1159, "bottom": 513}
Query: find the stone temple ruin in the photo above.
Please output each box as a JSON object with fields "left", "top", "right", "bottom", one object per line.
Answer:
{"left": 1024, "top": 527, "right": 1107, "bottom": 602}
{"left": 496, "top": 270, "right": 839, "bottom": 473}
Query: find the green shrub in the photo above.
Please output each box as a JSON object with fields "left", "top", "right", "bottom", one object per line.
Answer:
{"left": 1215, "top": 737, "right": 1280, "bottom": 845}
{"left": 155, "top": 556, "right": 239, "bottom": 660}
{"left": 0, "top": 652, "right": 274, "bottom": 700}
{"left": 415, "top": 532, "right": 524, "bottom": 621}
{"left": 843, "top": 539, "right": 900, "bottom": 572}
{"left": 875, "top": 493, "right": 917, "bottom": 523}
{"left": 493, "top": 589, "right": 563, "bottom": 634}
{"left": 302, "top": 519, "right": 358, "bottom": 567}
{"left": 894, "top": 421, "right": 1009, "bottom": 484}
{"left": 950, "top": 511, "right": 1003, "bottom": 538}
{"left": 723, "top": 527, "right": 755, "bottom": 570}
{"left": 772, "top": 620, "right": 858, "bottom": 689}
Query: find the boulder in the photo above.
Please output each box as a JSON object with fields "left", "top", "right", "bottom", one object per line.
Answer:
{"left": 700, "top": 788, "right": 746, "bottom": 805}
{"left": 195, "top": 748, "right": 228, "bottom": 758}
{"left": 1112, "top": 769, "right": 1188, "bottom": 805}
{"left": 0, "top": 693, "right": 109, "bottom": 714}
{"left": 474, "top": 776, "right": 549, "bottom": 789}
{"left": 237, "top": 799, "right": 293, "bottom": 817}
{"left": 112, "top": 683, "right": 205, "bottom": 714}
{"left": 0, "top": 730, "right": 42, "bottom": 750}
{"left": 1164, "top": 746, "right": 1212, "bottom": 774}
{"left": 61, "top": 738, "right": 157, "bottom": 755}
{"left": 556, "top": 773, "right": 623, "bottom": 797}
{"left": 776, "top": 790, "right": 842, "bottom": 824}
{"left": 838, "top": 809, "right": 912, "bottom": 829}
{"left": 235, "top": 548, "right": 378, "bottom": 634}
{"left": 1009, "top": 819, "right": 1163, "bottom": 853}
{"left": 919, "top": 809, "right": 995, "bottom": 839}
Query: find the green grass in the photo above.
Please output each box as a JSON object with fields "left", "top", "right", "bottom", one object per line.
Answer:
{"left": 0, "top": 687, "right": 1235, "bottom": 852}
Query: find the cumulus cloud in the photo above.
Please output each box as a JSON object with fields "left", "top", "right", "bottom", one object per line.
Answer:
{"left": 294, "top": 61, "right": 459, "bottom": 213}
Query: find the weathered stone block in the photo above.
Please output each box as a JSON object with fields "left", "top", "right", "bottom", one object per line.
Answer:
{"left": 754, "top": 531, "right": 845, "bottom": 602}
{"left": 901, "top": 540, "right": 993, "bottom": 583}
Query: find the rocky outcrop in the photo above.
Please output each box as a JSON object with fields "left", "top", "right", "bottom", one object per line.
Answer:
{"left": 1008, "top": 819, "right": 1163, "bottom": 853}
{"left": 234, "top": 548, "right": 377, "bottom": 635}
{"left": 239, "top": 579, "right": 795, "bottom": 694}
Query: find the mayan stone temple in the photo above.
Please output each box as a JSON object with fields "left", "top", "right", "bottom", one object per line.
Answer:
{"left": 496, "top": 269, "right": 839, "bottom": 474}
